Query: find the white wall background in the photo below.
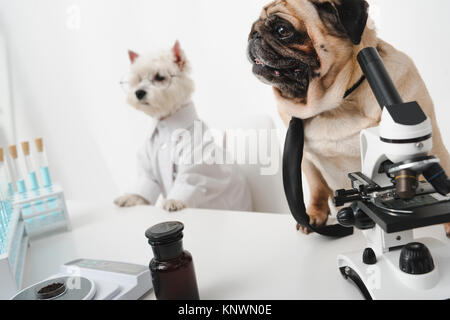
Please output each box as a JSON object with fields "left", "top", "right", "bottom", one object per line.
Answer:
{"left": 0, "top": 0, "right": 449, "bottom": 203}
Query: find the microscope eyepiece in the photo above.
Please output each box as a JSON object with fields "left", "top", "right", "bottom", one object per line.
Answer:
{"left": 357, "top": 47, "right": 403, "bottom": 109}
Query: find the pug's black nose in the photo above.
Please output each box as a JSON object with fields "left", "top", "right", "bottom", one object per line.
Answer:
{"left": 136, "top": 90, "right": 147, "bottom": 100}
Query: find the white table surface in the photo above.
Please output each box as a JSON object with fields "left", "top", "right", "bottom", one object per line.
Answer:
{"left": 22, "top": 201, "right": 450, "bottom": 300}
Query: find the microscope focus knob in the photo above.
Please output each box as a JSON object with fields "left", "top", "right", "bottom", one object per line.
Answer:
{"left": 337, "top": 207, "right": 355, "bottom": 228}
{"left": 399, "top": 243, "right": 435, "bottom": 275}
{"left": 363, "top": 248, "right": 377, "bottom": 265}
{"left": 354, "top": 210, "right": 376, "bottom": 230}
{"left": 337, "top": 207, "right": 375, "bottom": 230}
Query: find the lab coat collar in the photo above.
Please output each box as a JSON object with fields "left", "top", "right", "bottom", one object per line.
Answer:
{"left": 148, "top": 102, "right": 198, "bottom": 137}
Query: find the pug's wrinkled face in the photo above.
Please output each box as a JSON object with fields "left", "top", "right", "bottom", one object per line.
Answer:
{"left": 248, "top": 14, "right": 320, "bottom": 100}
{"left": 247, "top": 0, "right": 369, "bottom": 102}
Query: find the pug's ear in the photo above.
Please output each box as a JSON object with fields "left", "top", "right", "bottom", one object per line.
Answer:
{"left": 313, "top": 0, "right": 369, "bottom": 45}
{"left": 173, "top": 40, "right": 186, "bottom": 69}
{"left": 128, "top": 50, "right": 139, "bottom": 64}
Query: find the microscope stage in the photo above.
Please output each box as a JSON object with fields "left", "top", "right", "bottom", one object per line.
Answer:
{"left": 358, "top": 197, "right": 450, "bottom": 233}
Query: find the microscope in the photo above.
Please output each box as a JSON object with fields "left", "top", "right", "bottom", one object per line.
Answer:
{"left": 333, "top": 47, "right": 450, "bottom": 300}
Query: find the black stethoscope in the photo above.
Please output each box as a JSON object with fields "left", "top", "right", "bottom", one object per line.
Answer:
{"left": 282, "top": 117, "right": 354, "bottom": 237}
{"left": 282, "top": 67, "right": 367, "bottom": 238}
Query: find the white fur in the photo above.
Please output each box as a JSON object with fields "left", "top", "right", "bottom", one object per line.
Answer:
{"left": 163, "top": 200, "right": 187, "bottom": 212}
{"left": 126, "top": 47, "right": 195, "bottom": 120}
{"left": 114, "top": 194, "right": 149, "bottom": 207}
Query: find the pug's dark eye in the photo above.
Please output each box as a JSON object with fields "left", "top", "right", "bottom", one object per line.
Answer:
{"left": 154, "top": 73, "right": 166, "bottom": 82}
{"left": 276, "top": 25, "right": 293, "bottom": 39}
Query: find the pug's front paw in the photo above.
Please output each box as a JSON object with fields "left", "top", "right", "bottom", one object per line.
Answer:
{"left": 163, "top": 200, "right": 187, "bottom": 212}
{"left": 114, "top": 194, "right": 149, "bottom": 208}
{"left": 296, "top": 204, "right": 330, "bottom": 235}
{"left": 307, "top": 205, "right": 329, "bottom": 229}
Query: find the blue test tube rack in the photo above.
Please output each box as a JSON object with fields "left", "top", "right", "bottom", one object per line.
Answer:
{"left": 13, "top": 184, "right": 71, "bottom": 239}
{"left": 11, "top": 140, "right": 71, "bottom": 239}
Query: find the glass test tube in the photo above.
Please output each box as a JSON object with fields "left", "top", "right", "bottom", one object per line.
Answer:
{"left": 0, "top": 150, "right": 9, "bottom": 254}
{"left": 8, "top": 145, "right": 27, "bottom": 194}
{"left": 19, "top": 142, "right": 39, "bottom": 216}
{"left": 0, "top": 148, "right": 13, "bottom": 223}
{"left": 21, "top": 142, "right": 40, "bottom": 191}
{"left": 0, "top": 199, "right": 6, "bottom": 254}
{"left": 1, "top": 148, "right": 15, "bottom": 197}
{"left": 0, "top": 198, "right": 8, "bottom": 246}
{"left": 35, "top": 138, "right": 58, "bottom": 213}
{"left": 35, "top": 138, "right": 52, "bottom": 188}
{"left": 0, "top": 207, "right": 5, "bottom": 254}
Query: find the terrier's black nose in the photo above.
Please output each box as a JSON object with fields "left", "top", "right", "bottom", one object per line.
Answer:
{"left": 136, "top": 90, "right": 147, "bottom": 100}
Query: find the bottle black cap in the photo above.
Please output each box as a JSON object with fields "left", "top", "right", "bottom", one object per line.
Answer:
{"left": 145, "top": 222, "right": 184, "bottom": 245}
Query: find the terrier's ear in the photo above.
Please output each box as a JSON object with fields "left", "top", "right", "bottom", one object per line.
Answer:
{"left": 173, "top": 40, "right": 186, "bottom": 69}
{"left": 128, "top": 50, "right": 139, "bottom": 64}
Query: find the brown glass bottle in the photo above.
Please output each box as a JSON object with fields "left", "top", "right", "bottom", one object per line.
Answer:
{"left": 145, "top": 221, "right": 200, "bottom": 300}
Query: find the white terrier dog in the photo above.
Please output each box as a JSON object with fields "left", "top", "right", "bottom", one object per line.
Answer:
{"left": 114, "top": 41, "right": 252, "bottom": 212}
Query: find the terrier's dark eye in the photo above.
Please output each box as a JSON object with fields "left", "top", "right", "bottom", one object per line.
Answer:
{"left": 154, "top": 73, "right": 166, "bottom": 82}
{"left": 276, "top": 25, "right": 293, "bottom": 39}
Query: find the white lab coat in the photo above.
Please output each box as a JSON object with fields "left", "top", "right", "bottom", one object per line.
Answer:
{"left": 131, "top": 102, "right": 253, "bottom": 212}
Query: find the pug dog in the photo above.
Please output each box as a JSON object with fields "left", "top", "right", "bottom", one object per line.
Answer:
{"left": 248, "top": 0, "right": 450, "bottom": 236}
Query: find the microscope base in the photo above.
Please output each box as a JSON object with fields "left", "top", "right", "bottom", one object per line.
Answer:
{"left": 338, "top": 238, "right": 450, "bottom": 300}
